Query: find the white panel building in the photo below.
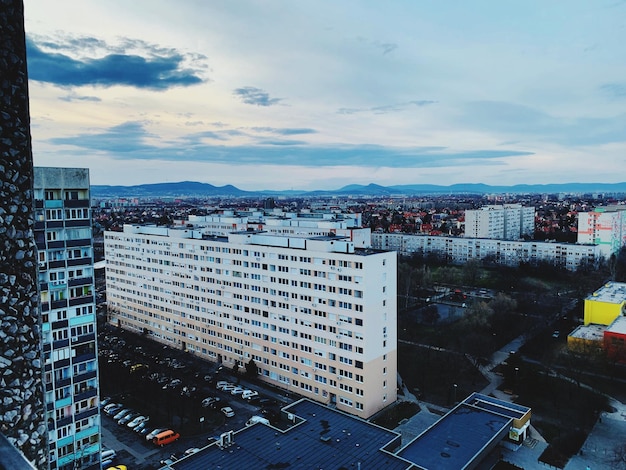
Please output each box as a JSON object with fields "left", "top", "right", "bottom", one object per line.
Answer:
{"left": 372, "top": 232, "right": 600, "bottom": 271}
{"left": 464, "top": 204, "right": 535, "bottom": 240}
{"left": 105, "top": 225, "right": 397, "bottom": 418}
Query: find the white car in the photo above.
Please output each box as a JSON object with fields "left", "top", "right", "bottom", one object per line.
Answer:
{"left": 221, "top": 406, "right": 235, "bottom": 418}
{"left": 145, "top": 427, "right": 168, "bottom": 442}
{"left": 202, "top": 397, "right": 220, "bottom": 408}
{"left": 242, "top": 390, "right": 259, "bottom": 400}
{"left": 216, "top": 381, "right": 233, "bottom": 390}
{"left": 127, "top": 415, "right": 149, "bottom": 428}
{"left": 230, "top": 386, "right": 245, "bottom": 396}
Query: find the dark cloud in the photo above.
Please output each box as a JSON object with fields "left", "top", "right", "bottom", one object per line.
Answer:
{"left": 338, "top": 100, "right": 437, "bottom": 115}
{"left": 26, "top": 36, "right": 206, "bottom": 90}
{"left": 233, "top": 87, "right": 282, "bottom": 106}
{"left": 47, "top": 121, "right": 531, "bottom": 168}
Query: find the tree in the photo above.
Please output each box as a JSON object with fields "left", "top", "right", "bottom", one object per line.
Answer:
{"left": 462, "top": 258, "right": 481, "bottom": 285}
{"left": 245, "top": 359, "right": 258, "bottom": 378}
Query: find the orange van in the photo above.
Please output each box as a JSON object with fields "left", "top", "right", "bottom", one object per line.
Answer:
{"left": 153, "top": 429, "right": 180, "bottom": 447}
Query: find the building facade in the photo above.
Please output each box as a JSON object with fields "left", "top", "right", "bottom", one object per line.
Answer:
{"left": 372, "top": 232, "right": 600, "bottom": 271}
{"left": 34, "top": 168, "right": 100, "bottom": 470}
{"left": 464, "top": 204, "right": 535, "bottom": 240}
{"left": 105, "top": 225, "right": 397, "bottom": 418}
{"left": 577, "top": 208, "right": 626, "bottom": 259}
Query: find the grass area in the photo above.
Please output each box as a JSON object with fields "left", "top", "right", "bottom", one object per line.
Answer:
{"left": 397, "top": 343, "right": 488, "bottom": 407}
{"left": 371, "top": 401, "right": 421, "bottom": 430}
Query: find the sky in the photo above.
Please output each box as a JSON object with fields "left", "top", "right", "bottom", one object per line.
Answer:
{"left": 23, "top": 0, "right": 626, "bottom": 191}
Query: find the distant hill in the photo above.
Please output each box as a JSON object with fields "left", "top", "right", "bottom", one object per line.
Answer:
{"left": 90, "top": 180, "right": 626, "bottom": 198}
{"left": 91, "top": 181, "right": 250, "bottom": 198}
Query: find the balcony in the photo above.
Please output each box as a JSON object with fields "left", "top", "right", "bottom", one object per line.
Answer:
{"left": 69, "top": 296, "right": 94, "bottom": 307}
{"left": 66, "top": 238, "right": 91, "bottom": 248}
{"left": 63, "top": 199, "right": 89, "bottom": 208}
{"left": 67, "top": 257, "right": 92, "bottom": 267}
{"left": 50, "top": 299, "right": 68, "bottom": 310}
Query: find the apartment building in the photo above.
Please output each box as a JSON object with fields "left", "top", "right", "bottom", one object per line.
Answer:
{"left": 372, "top": 232, "right": 600, "bottom": 271}
{"left": 181, "top": 210, "right": 370, "bottom": 247}
{"left": 464, "top": 204, "right": 535, "bottom": 240}
{"left": 577, "top": 208, "right": 626, "bottom": 258}
{"left": 34, "top": 168, "right": 100, "bottom": 470}
{"left": 105, "top": 224, "right": 397, "bottom": 419}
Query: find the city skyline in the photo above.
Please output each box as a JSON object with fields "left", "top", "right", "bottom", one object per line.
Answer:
{"left": 24, "top": 0, "right": 626, "bottom": 190}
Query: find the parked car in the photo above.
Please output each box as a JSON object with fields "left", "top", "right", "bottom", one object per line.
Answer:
{"left": 103, "top": 402, "right": 120, "bottom": 413}
{"left": 153, "top": 429, "right": 180, "bottom": 447}
{"left": 113, "top": 408, "right": 133, "bottom": 420}
{"left": 127, "top": 415, "right": 149, "bottom": 429}
{"left": 230, "top": 386, "right": 245, "bottom": 396}
{"left": 221, "top": 406, "right": 235, "bottom": 418}
{"left": 133, "top": 421, "right": 148, "bottom": 433}
{"left": 146, "top": 428, "right": 168, "bottom": 442}
{"left": 118, "top": 412, "right": 140, "bottom": 425}
{"left": 101, "top": 449, "right": 117, "bottom": 461}
{"left": 202, "top": 397, "right": 220, "bottom": 408}
{"left": 104, "top": 404, "right": 123, "bottom": 416}
{"left": 242, "top": 390, "right": 259, "bottom": 400}
{"left": 216, "top": 381, "right": 232, "bottom": 390}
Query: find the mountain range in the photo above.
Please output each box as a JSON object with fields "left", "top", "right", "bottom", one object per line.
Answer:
{"left": 90, "top": 181, "right": 626, "bottom": 198}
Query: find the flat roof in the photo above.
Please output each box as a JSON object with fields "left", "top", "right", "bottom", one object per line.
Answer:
{"left": 169, "top": 399, "right": 411, "bottom": 470}
{"left": 168, "top": 394, "right": 529, "bottom": 470}
{"left": 586, "top": 282, "right": 626, "bottom": 304}
{"left": 569, "top": 324, "right": 606, "bottom": 341}
{"left": 607, "top": 315, "right": 626, "bottom": 335}
{"left": 397, "top": 393, "right": 529, "bottom": 470}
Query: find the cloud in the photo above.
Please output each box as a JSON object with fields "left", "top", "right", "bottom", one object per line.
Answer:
{"left": 47, "top": 121, "right": 532, "bottom": 168}
{"left": 338, "top": 100, "right": 436, "bottom": 115}
{"left": 249, "top": 127, "right": 317, "bottom": 135}
{"left": 600, "top": 83, "right": 626, "bottom": 99}
{"left": 58, "top": 93, "right": 101, "bottom": 102}
{"left": 233, "top": 87, "right": 282, "bottom": 106}
{"left": 460, "top": 101, "right": 626, "bottom": 146}
{"left": 26, "top": 35, "right": 207, "bottom": 90}
{"left": 376, "top": 42, "right": 398, "bottom": 55}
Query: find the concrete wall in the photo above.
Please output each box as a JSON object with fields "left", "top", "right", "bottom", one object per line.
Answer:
{"left": 0, "top": 1, "right": 48, "bottom": 467}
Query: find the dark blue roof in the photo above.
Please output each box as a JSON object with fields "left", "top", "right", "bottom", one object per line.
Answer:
{"left": 170, "top": 399, "right": 412, "bottom": 470}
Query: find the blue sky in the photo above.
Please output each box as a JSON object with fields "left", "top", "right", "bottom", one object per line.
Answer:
{"left": 24, "top": 0, "right": 626, "bottom": 190}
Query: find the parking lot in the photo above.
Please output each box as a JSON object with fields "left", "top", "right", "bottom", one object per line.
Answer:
{"left": 98, "top": 325, "right": 291, "bottom": 469}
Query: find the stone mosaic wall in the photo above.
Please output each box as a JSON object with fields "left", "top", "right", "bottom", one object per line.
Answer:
{"left": 0, "top": 0, "right": 49, "bottom": 467}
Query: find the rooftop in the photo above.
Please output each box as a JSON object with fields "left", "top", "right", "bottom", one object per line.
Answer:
{"left": 606, "top": 315, "right": 626, "bottom": 335}
{"left": 569, "top": 324, "right": 606, "bottom": 341}
{"left": 586, "top": 281, "right": 626, "bottom": 304}
{"left": 169, "top": 399, "right": 410, "bottom": 470}
{"left": 396, "top": 393, "right": 530, "bottom": 469}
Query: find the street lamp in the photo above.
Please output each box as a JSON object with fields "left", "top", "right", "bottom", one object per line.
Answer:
{"left": 453, "top": 383, "right": 457, "bottom": 404}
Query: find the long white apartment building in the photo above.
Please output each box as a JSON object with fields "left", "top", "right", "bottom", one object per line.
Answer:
{"left": 373, "top": 232, "right": 600, "bottom": 271}
{"left": 105, "top": 224, "right": 397, "bottom": 418}
{"left": 465, "top": 204, "right": 535, "bottom": 240}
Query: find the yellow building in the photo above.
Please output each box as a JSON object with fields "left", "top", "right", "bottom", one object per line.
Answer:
{"left": 583, "top": 282, "right": 626, "bottom": 326}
